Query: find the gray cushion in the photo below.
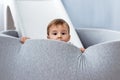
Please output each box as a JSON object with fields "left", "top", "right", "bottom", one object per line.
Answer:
{"left": 78, "top": 40, "right": 120, "bottom": 80}
{"left": 13, "top": 40, "right": 120, "bottom": 80}
{"left": 0, "top": 35, "right": 21, "bottom": 80}
{"left": 14, "top": 39, "right": 81, "bottom": 80}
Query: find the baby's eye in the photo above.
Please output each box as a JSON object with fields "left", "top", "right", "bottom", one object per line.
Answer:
{"left": 52, "top": 33, "right": 57, "bottom": 35}
{"left": 61, "top": 33, "right": 66, "bottom": 35}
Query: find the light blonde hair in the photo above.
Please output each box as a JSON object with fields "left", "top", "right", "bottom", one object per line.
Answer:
{"left": 47, "top": 19, "right": 70, "bottom": 35}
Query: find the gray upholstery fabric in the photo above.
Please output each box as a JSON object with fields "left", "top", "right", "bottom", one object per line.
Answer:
{"left": 76, "top": 28, "right": 120, "bottom": 48}
{"left": 14, "top": 39, "right": 81, "bottom": 80}
{"left": 0, "top": 34, "right": 21, "bottom": 53}
{"left": 12, "top": 39, "right": 120, "bottom": 80}
{"left": 0, "top": 35, "right": 21, "bottom": 80}
{"left": 0, "top": 29, "right": 120, "bottom": 80}
{"left": 78, "top": 41, "right": 120, "bottom": 80}
{"left": 1, "top": 30, "right": 19, "bottom": 38}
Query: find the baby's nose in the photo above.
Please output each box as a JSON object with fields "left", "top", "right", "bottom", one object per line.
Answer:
{"left": 58, "top": 34, "right": 62, "bottom": 37}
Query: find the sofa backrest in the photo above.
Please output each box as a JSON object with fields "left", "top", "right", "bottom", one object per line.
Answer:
{"left": 76, "top": 28, "right": 120, "bottom": 48}
{"left": 1, "top": 30, "right": 19, "bottom": 38}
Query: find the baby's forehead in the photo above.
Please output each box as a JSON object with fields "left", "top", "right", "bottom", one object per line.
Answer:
{"left": 50, "top": 24, "right": 69, "bottom": 29}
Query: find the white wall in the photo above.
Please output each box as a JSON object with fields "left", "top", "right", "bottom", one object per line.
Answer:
{"left": 2, "top": 0, "right": 120, "bottom": 31}
{"left": 4, "top": 0, "right": 22, "bottom": 32}
{"left": 0, "top": 1, "right": 4, "bottom": 31}
{"left": 62, "top": 0, "right": 120, "bottom": 31}
{"left": 13, "top": 0, "right": 83, "bottom": 48}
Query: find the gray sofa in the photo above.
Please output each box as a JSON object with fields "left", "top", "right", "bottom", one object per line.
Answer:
{"left": 1, "top": 28, "right": 120, "bottom": 80}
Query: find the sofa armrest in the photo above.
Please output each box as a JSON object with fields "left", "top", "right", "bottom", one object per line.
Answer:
{"left": 76, "top": 28, "right": 120, "bottom": 48}
{"left": 1, "top": 30, "right": 19, "bottom": 38}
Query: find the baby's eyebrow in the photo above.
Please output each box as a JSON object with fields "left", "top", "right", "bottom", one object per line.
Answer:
{"left": 51, "top": 30, "right": 57, "bottom": 32}
{"left": 61, "top": 30, "right": 67, "bottom": 32}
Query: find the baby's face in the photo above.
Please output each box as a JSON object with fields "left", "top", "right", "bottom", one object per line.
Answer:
{"left": 47, "top": 24, "right": 70, "bottom": 42}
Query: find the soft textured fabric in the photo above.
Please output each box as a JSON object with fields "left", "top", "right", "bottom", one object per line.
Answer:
{"left": 0, "top": 35, "right": 21, "bottom": 80}
{"left": 78, "top": 40, "right": 120, "bottom": 80}
{"left": 76, "top": 28, "right": 120, "bottom": 48}
{"left": 13, "top": 39, "right": 120, "bottom": 80}
{"left": 14, "top": 39, "right": 81, "bottom": 80}
{"left": 1, "top": 30, "right": 19, "bottom": 38}
{"left": 1, "top": 29, "right": 120, "bottom": 80}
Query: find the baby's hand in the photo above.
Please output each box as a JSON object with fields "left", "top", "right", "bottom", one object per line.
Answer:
{"left": 80, "top": 48, "right": 85, "bottom": 53}
{"left": 20, "top": 37, "right": 30, "bottom": 44}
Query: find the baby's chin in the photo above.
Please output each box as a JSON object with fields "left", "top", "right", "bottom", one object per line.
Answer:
{"left": 55, "top": 39, "right": 65, "bottom": 42}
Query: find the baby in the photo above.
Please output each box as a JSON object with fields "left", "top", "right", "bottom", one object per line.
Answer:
{"left": 21, "top": 19, "right": 85, "bottom": 53}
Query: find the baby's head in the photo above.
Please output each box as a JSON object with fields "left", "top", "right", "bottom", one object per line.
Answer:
{"left": 47, "top": 19, "right": 71, "bottom": 42}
